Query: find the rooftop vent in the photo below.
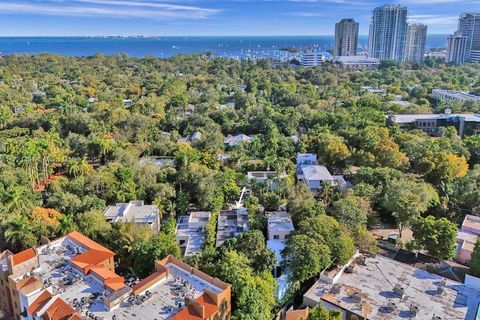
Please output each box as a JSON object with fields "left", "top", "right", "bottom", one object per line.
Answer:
{"left": 350, "top": 292, "right": 362, "bottom": 303}
{"left": 436, "top": 285, "right": 444, "bottom": 295}
{"left": 387, "top": 301, "right": 397, "bottom": 312}
{"left": 432, "top": 315, "right": 442, "bottom": 320}
{"left": 393, "top": 284, "right": 405, "bottom": 298}
{"left": 410, "top": 304, "right": 420, "bottom": 317}
{"left": 330, "top": 284, "right": 341, "bottom": 294}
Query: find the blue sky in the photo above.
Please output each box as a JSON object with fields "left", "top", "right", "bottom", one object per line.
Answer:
{"left": 1, "top": 0, "right": 479, "bottom": 36}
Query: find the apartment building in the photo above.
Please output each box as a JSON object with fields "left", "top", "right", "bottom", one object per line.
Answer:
{"left": 387, "top": 113, "right": 480, "bottom": 137}
{"left": 368, "top": 5, "right": 408, "bottom": 61}
{"left": 432, "top": 89, "right": 480, "bottom": 103}
{"left": 334, "top": 18, "right": 359, "bottom": 57}
{"left": 0, "top": 232, "right": 231, "bottom": 320}
{"left": 405, "top": 24, "right": 427, "bottom": 62}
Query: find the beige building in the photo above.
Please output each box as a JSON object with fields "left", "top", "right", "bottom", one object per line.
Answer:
{"left": 0, "top": 232, "right": 231, "bottom": 320}
{"left": 334, "top": 18, "right": 359, "bottom": 57}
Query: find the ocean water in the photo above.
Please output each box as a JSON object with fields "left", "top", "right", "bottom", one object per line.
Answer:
{"left": 0, "top": 35, "right": 448, "bottom": 60}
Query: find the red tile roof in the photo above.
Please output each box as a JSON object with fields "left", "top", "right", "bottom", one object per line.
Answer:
{"left": 28, "top": 290, "right": 53, "bottom": 316}
{"left": 70, "top": 249, "right": 114, "bottom": 274}
{"left": 67, "top": 231, "right": 114, "bottom": 254}
{"left": 42, "top": 298, "right": 78, "bottom": 320}
{"left": 171, "top": 293, "right": 220, "bottom": 320}
{"left": 12, "top": 248, "right": 36, "bottom": 266}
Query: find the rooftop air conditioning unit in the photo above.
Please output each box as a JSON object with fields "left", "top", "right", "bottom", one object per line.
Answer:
{"left": 350, "top": 293, "right": 362, "bottom": 303}
{"left": 393, "top": 284, "right": 405, "bottom": 298}
{"left": 387, "top": 301, "right": 397, "bottom": 311}
{"left": 410, "top": 304, "right": 420, "bottom": 317}
{"left": 437, "top": 285, "right": 445, "bottom": 295}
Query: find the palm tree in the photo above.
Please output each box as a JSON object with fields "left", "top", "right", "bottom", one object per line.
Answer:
{"left": 79, "top": 158, "right": 94, "bottom": 177}
{"left": 4, "top": 215, "right": 36, "bottom": 250}
{"left": 57, "top": 215, "right": 76, "bottom": 236}
{"left": 4, "top": 186, "right": 30, "bottom": 213}
{"left": 68, "top": 159, "right": 81, "bottom": 178}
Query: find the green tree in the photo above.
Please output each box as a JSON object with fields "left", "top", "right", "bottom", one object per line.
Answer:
{"left": 470, "top": 241, "right": 480, "bottom": 277}
{"left": 329, "top": 195, "right": 369, "bottom": 231}
{"left": 411, "top": 216, "right": 457, "bottom": 259}
{"left": 307, "top": 304, "right": 342, "bottom": 320}
{"left": 382, "top": 179, "right": 439, "bottom": 238}
{"left": 216, "top": 251, "right": 276, "bottom": 320}
{"left": 283, "top": 233, "right": 331, "bottom": 283}
{"left": 4, "top": 215, "right": 37, "bottom": 251}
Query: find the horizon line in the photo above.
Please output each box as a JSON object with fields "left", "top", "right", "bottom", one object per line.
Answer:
{"left": 0, "top": 33, "right": 451, "bottom": 38}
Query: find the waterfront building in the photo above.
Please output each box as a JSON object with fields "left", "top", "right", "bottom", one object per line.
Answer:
{"left": 458, "top": 13, "right": 480, "bottom": 62}
{"left": 334, "top": 18, "right": 359, "bottom": 57}
{"left": 300, "top": 48, "right": 325, "bottom": 67}
{"left": 368, "top": 5, "right": 408, "bottom": 61}
{"left": 447, "top": 31, "right": 469, "bottom": 65}
{"left": 405, "top": 24, "right": 427, "bottom": 62}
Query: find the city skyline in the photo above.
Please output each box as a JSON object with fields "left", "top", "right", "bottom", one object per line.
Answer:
{"left": 0, "top": 1, "right": 480, "bottom": 36}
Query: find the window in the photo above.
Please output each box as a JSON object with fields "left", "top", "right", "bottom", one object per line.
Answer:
{"left": 285, "top": 235, "right": 289, "bottom": 239}
{"left": 273, "top": 235, "right": 280, "bottom": 240}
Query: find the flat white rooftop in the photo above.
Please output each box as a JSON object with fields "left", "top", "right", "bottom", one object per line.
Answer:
{"left": 304, "top": 253, "right": 480, "bottom": 319}
{"left": 267, "top": 212, "right": 294, "bottom": 234}
{"left": 389, "top": 113, "right": 480, "bottom": 124}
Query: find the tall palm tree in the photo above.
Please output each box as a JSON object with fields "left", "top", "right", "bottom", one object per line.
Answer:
{"left": 4, "top": 215, "right": 36, "bottom": 250}
{"left": 57, "top": 215, "right": 76, "bottom": 236}
{"left": 68, "top": 160, "right": 81, "bottom": 178}
{"left": 4, "top": 186, "right": 29, "bottom": 213}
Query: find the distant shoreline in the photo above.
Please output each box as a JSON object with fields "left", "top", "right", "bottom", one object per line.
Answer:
{"left": 0, "top": 35, "right": 448, "bottom": 59}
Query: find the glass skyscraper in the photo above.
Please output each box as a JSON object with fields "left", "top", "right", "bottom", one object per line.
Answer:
{"left": 368, "top": 5, "right": 408, "bottom": 61}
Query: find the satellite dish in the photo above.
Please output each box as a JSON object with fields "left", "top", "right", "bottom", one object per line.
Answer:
{"left": 445, "top": 108, "right": 452, "bottom": 115}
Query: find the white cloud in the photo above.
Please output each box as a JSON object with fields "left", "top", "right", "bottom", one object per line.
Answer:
{"left": 409, "top": 14, "right": 459, "bottom": 25}
{"left": 0, "top": 0, "right": 219, "bottom": 19}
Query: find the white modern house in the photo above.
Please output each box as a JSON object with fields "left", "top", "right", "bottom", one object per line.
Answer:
{"left": 224, "top": 134, "right": 253, "bottom": 147}
{"left": 175, "top": 211, "right": 211, "bottom": 257}
{"left": 103, "top": 200, "right": 161, "bottom": 232}
{"left": 266, "top": 212, "right": 295, "bottom": 300}
{"left": 296, "top": 153, "right": 347, "bottom": 193}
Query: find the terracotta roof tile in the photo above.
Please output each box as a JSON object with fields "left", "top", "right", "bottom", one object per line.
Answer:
{"left": 12, "top": 248, "right": 36, "bottom": 265}
{"left": 171, "top": 293, "right": 220, "bottom": 320}
{"left": 70, "top": 249, "right": 114, "bottom": 274}
{"left": 67, "top": 231, "right": 114, "bottom": 254}
{"left": 28, "top": 290, "right": 53, "bottom": 315}
{"left": 42, "top": 298, "right": 77, "bottom": 320}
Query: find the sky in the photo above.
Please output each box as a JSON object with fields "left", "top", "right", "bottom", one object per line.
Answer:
{"left": 0, "top": 0, "right": 479, "bottom": 36}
